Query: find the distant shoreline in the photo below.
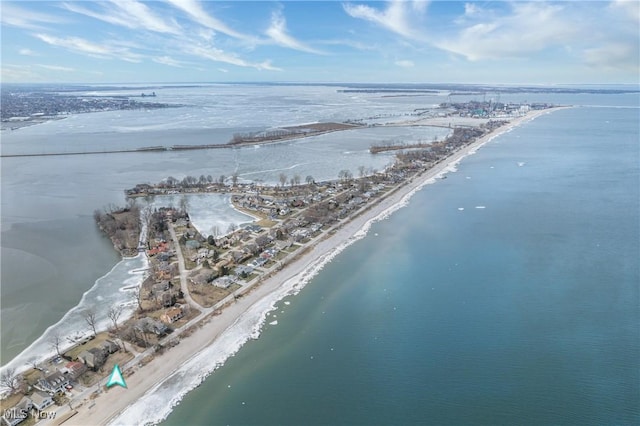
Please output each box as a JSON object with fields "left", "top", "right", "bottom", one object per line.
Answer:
{"left": 0, "top": 122, "right": 362, "bottom": 158}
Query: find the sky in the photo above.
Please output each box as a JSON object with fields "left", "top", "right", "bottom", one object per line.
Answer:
{"left": 1, "top": 0, "right": 638, "bottom": 84}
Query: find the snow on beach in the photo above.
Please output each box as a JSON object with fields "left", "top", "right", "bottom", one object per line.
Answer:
{"left": 62, "top": 108, "right": 562, "bottom": 426}
{"left": 104, "top": 111, "right": 540, "bottom": 426}
{"left": 0, "top": 254, "right": 147, "bottom": 379}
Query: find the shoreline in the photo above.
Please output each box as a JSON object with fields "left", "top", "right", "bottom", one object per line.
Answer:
{"left": 59, "top": 107, "right": 562, "bottom": 426}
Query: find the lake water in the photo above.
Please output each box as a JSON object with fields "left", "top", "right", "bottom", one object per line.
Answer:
{"left": 1, "top": 85, "right": 638, "bottom": 425}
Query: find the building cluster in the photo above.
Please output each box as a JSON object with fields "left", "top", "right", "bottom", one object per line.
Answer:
{"left": 0, "top": 89, "right": 174, "bottom": 123}
{"left": 439, "top": 101, "right": 551, "bottom": 119}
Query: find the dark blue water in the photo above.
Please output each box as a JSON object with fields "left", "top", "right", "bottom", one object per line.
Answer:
{"left": 162, "top": 105, "right": 639, "bottom": 425}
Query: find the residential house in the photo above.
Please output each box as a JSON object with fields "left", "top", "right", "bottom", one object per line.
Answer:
{"left": 61, "top": 361, "right": 87, "bottom": 380}
{"left": 1, "top": 397, "right": 32, "bottom": 426}
{"left": 235, "top": 265, "right": 254, "bottom": 277}
{"left": 231, "top": 250, "right": 250, "bottom": 264}
{"left": 245, "top": 243, "right": 259, "bottom": 255}
{"left": 36, "top": 371, "right": 69, "bottom": 394}
{"left": 156, "top": 252, "right": 173, "bottom": 262}
{"left": 255, "top": 234, "right": 271, "bottom": 248}
{"left": 151, "top": 281, "right": 170, "bottom": 295}
{"left": 135, "top": 317, "right": 169, "bottom": 335}
{"left": 161, "top": 291, "right": 176, "bottom": 308}
{"left": 102, "top": 339, "right": 120, "bottom": 355}
{"left": 212, "top": 276, "right": 233, "bottom": 289}
{"left": 30, "top": 391, "right": 54, "bottom": 412}
{"left": 77, "top": 347, "right": 106, "bottom": 371}
{"left": 160, "top": 305, "right": 184, "bottom": 324}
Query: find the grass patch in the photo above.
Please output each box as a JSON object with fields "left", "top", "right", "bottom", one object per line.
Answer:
{"left": 189, "top": 283, "right": 241, "bottom": 308}
{"left": 256, "top": 218, "right": 277, "bottom": 228}
{"left": 64, "top": 332, "right": 112, "bottom": 361}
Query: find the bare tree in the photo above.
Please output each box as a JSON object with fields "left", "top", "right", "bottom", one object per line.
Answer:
{"left": 227, "top": 223, "right": 237, "bottom": 234}
{"left": 218, "top": 175, "right": 226, "bottom": 186}
{"left": 25, "top": 357, "right": 41, "bottom": 371}
{"left": 306, "top": 175, "right": 314, "bottom": 186}
{"left": 293, "top": 174, "right": 301, "bottom": 186}
{"left": 84, "top": 309, "right": 98, "bottom": 337}
{"left": 279, "top": 173, "right": 287, "bottom": 188}
{"left": 358, "top": 165, "right": 366, "bottom": 178}
{"left": 231, "top": 173, "right": 239, "bottom": 187}
{"left": 134, "top": 288, "right": 144, "bottom": 312}
{"left": 179, "top": 195, "right": 189, "bottom": 214}
{"left": 50, "top": 332, "right": 62, "bottom": 357}
{"left": 0, "top": 368, "right": 21, "bottom": 394}
{"left": 108, "top": 306, "right": 123, "bottom": 332}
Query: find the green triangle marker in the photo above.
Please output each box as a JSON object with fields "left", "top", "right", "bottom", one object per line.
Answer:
{"left": 106, "top": 364, "right": 127, "bottom": 389}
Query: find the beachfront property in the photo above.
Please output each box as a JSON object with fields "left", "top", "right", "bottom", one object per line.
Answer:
{"left": 76, "top": 348, "right": 106, "bottom": 371}
{"left": 1, "top": 396, "right": 32, "bottom": 426}
{"left": 160, "top": 305, "right": 185, "bottom": 324}
{"left": 60, "top": 362, "right": 87, "bottom": 380}
{"left": 35, "top": 371, "right": 68, "bottom": 395}
{"left": 28, "top": 391, "right": 53, "bottom": 412}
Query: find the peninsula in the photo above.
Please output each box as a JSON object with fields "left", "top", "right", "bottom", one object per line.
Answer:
{"left": 0, "top": 103, "right": 564, "bottom": 426}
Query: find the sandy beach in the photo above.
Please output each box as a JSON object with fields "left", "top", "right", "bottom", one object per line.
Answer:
{"left": 59, "top": 108, "right": 560, "bottom": 426}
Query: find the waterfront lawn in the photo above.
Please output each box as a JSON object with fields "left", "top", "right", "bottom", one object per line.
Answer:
{"left": 0, "top": 392, "right": 23, "bottom": 412}
{"left": 189, "top": 283, "right": 241, "bottom": 308}
{"left": 64, "top": 332, "right": 112, "bottom": 361}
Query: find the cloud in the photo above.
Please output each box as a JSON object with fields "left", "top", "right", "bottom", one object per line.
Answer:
{"left": 37, "top": 64, "right": 75, "bottom": 72}
{"left": 610, "top": 0, "right": 640, "bottom": 23}
{"left": 185, "top": 44, "right": 280, "bottom": 71}
{"left": 343, "top": 1, "right": 426, "bottom": 40}
{"left": 265, "top": 10, "right": 324, "bottom": 54}
{"left": 164, "top": 0, "right": 252, "bottom": 41}
{"left": 584, "top": 42, "right": 639, "bottom": 72}
{"left": 1, "top": 3, "right": 64, "bottom": 30}
{"left": 436, "top": 2, "right": 579, "bottom": 61}
{"left": 152, "top": 56, "right": 184, "bottom": 67}
{"left": 61, "top": 1, "right": 181, "bottom": 35}
{"left": 1, "top": 64, "right": 40, "bottom": 82}
{"left": 19, "top": 48, "right": 38, "bottom": 56}
{"left": 33, "top": 33, "right": 143, "bottom": 62}
{"left": 395, "top": 60, "right": 414, "bottom": 68}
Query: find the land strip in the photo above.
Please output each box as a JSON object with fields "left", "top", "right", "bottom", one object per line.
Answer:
{"left": 2, "top": 105, "right": 563, "bottom": 426}
{"left": 59, "top": 107, "right": 559, "bottom": 426}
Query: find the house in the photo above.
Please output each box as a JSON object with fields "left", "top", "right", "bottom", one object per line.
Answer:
{"left": 211, "top": 276, "right": 233, "bottom": 289}
{"left": 235, "top": 265, "right": 254, "bottom": 277}
{"left": 102, "top": 339, "right": 120, "bottom": 355}
{"left": 135, "top": 317, "right": 169, "bottom": 335}
{"left": 1, "top": 397, "right": 32, "bottom": 426}
{"left": 61, "top": 361, "right": 87, "bottom": 380}
{"left": 151, "top": 281, "right": 170, "bottom": 295}
{"left": 36, "top": 371, "right": 69, "bottom": 394}
{"left": 160, "top": 305, "right": 184, "bottom": 324}
{"left": 161, "top": 291, "right": 176, "bottom": 308}
{"left": 30, "top": 391, "right": 54, "bottom": 412}
{"left": 77, "top": 348, "right": 106, "bottom": 371}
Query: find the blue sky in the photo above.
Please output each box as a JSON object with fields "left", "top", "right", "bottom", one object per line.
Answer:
{"left": 1, "top": 1, "right": 638, "bottom": 84}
